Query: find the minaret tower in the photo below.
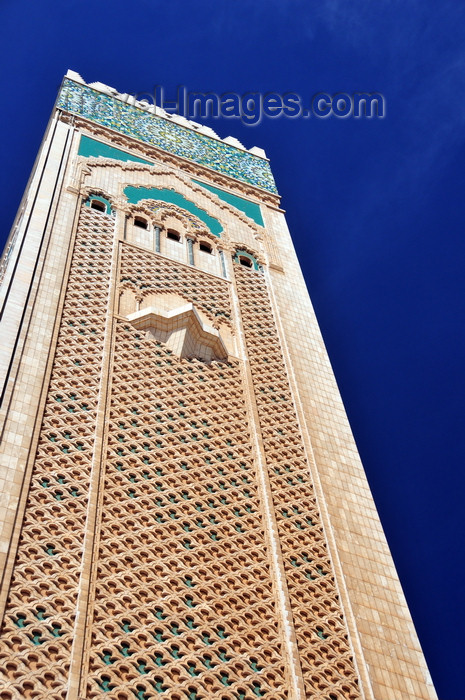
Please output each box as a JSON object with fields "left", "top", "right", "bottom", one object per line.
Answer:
{"left": 0, "top": 71, "right": 436, "bottom": 700}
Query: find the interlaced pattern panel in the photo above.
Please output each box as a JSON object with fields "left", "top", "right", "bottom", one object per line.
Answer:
{"left": 235, "top": 266, "right": 361, "bottom": 700}
{"left": 0, "top": 214, "right": 362, "bottom": 700}
{"left": 0, "top": 207, "right": 114, "bottom": 699}
{"left": 120, "top": 246, "right": 232, "bottom": 329}
{"left": 85, "top": 317, "right": 288, "bottom": 699}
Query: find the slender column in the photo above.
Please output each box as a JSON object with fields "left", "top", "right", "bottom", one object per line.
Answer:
{"left": 67, "top": 209, "right": 121, "bottom": 699}
{"left": 154, "top": 225, "right": 160, "bottom": 253}
{"left": 219, "top": 249, "right": 227, "bottom": 278}
{"left": 186, "top": 236, "right": 195, "bottom": 266}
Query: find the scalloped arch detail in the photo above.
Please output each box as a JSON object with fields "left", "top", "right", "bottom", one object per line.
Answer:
{"left": 123, "top": 186, "right": 222, "bottom": 236}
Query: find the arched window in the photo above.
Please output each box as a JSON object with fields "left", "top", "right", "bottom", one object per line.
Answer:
{"left": 233, "top": 249, "right": 260, "bottom": 270}
{"left": 199, "top": 241, "right": 213, "bottom": 254}
{"left": 167, "top": 229, "right": 181, "bottom": 242}
{"left": 134, "top": 216, "right": 148, "bottom": 230}
{"left": 86, "top": 195, "right": 112, "bottom": 214}
{"left": 90, "top": 199, "right": 105, "bottom": 213}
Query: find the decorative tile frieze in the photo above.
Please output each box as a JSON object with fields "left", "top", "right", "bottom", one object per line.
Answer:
{"left": 57, "top": 79, "right": 278, "bottom": 194}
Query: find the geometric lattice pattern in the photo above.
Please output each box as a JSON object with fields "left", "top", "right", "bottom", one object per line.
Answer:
{"left": 85, "top": 322, "right": 287, "bottom": 699}
{"left": 235, "top": 267, "right": 360, "bottom": 700}
{"left": 0, "top": 201, "right": 359, "bottom": 699}
{"left": 120, "top": 247, "right": 233, "bottom": 330}
{"left": 0, "top": 207, "right": 114, "bottom": 699}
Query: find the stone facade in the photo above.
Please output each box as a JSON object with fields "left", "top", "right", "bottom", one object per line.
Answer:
{"left": 0, "top": 72, "right": 436, "bottom": 699}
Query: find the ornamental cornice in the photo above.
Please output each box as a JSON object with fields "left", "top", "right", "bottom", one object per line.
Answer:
{"left": 58, "top": 79, "right": 278, "bottom": 194}
{"left": 62, "top": 114, "right": 281, "bottom": 207}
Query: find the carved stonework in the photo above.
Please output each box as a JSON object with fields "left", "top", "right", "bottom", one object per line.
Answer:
{"left": 127, "top": 304, "right": 229, "bottom": 362}
{"left": 0, "top": 74, "right": 436, "bottom": 700}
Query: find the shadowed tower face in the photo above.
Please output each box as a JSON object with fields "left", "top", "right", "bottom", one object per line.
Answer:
{"left": 0, "top": 71, "right": 436, "bottom": 700}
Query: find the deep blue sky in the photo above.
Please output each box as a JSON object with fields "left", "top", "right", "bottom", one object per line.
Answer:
{"left": 1, "top": 2, "right": 464, "bottom": 697}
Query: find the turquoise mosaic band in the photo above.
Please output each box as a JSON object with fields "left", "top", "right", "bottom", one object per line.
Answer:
{"left": 57, "top": 79, "right": 278, "bottom": 195}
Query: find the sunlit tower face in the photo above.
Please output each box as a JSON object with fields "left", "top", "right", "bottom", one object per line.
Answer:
{"left": 0, "top": 71, "right": 436, "bottom": 700}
